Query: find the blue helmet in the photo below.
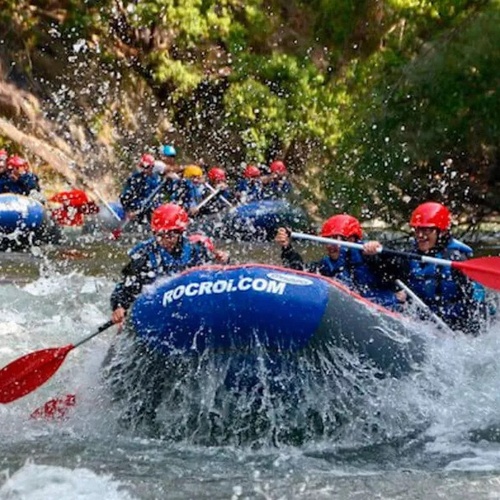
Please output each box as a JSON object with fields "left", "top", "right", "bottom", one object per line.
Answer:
{"left": 161, "top": 144, "right": 176, "bottom": 157}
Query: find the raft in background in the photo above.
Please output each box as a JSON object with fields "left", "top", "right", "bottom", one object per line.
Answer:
{"left": 103, "top": 264, "right": 426, "bottom": 442}
{"left": 0, "top": 193, "right": 61, "bottom": 250}
{"left": 194, "top": 198, "right": 312, "bottom": 241}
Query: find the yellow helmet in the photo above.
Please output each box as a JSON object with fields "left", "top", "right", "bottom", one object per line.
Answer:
{"left": 183, "top": 165, "right": 203, "bottom": 178}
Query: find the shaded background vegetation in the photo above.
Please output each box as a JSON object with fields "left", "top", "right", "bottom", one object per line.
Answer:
{"left": 0, "top": 0, "right": 498, "bottom": 227}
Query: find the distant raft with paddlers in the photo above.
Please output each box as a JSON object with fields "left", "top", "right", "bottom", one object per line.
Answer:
{"left": 103, "top": 263, "right": 426, "bottom": 438}
{"left": 83, "top": 197, "right": 311, "bottom": 241}
{"left": 0, "top": 193, "right": 60, "bottom": 250}
{"left": 193, "top": 198, "right": 312, "bottom": 241}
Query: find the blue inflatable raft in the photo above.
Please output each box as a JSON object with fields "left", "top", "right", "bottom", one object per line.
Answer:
{"left": 128, "top": 264, "right": 424, "bottom": 373}
{"left": 103, "top": 264, "right": 427, "bottom": 441}
{"left": 194, "top": 199, "right": 311, "bottom": 241}
{"left": 0, "top": 193, "right": 60, "bottom": 250}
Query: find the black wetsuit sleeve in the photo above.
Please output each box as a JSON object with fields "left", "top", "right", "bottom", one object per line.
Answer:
{"left": 281, "top": 245, "right": 306, "bottom": 271}
{"left": 363, "top": 253, "right": 410, "bottom": 288}
{"left": 110, "top": 254, "right": 150, "bottom": 311}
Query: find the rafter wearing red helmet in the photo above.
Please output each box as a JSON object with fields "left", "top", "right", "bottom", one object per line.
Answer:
{"left": 236, "top": 164, "right": 264, "bottom": 203}
{"left": 0, "top": 155, "right": 41, "bottom": 196}
{"left": 275, "top": 214, "right": 403, "bottom": 310}
{"left": 110, "top": 203, "right": 229, "bottom": 326}
{"left": 362, "top": 201, "right": 490, "bottom": 334}
{"left": 263, "top": 160, "right": 293, "bottom": 200}
{"left": 119, "top": 152, "right": 165, "bottom": 222}
{"left": 194, "top": 166, "right": 236, "bottom": 216}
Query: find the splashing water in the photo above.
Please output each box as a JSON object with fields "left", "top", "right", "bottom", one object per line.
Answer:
{"left": 1, "top": 273, "right": 500, "bottom": 498}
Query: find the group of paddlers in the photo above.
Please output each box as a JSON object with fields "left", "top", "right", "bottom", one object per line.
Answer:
{"left": 1, "top": 144, "right": 493, "bottom": 335}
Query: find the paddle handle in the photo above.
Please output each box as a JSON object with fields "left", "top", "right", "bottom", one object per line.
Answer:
{"left": 290, "top": 232, "right": 453, "bottom": 268}
{"left": 72, "top": 320, "right": 115, "bottom": 348}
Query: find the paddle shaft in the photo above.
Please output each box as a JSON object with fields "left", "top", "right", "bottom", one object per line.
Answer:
{"left": 395, "top": 279, "right": 454, "bottom": 334}
{"left": 291, "top": 232, "right": 456, "bottom": 268}
{"left": 73, "top": 319, "right": 115, "bottom": 348}
{"left": 93, "top": 189, "right": 122, "bottom": 222}
{"left": 204, "top": 183, "right": 233, "bottom": 208}
{"left": 291, "top": 231, "right": 500, "bottom": 292}
{"left": 194, "top": 188, "right": 221, "bottom": 212}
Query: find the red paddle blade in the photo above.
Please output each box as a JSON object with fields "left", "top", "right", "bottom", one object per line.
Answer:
{"left": 30, "top": 393, "right": 76, "bottom": 420}
{"left": 0, "top": 345, "right": 73, "bottom": 404}
{"left": 453, "top": 256, "right": 500, "bottom": 291}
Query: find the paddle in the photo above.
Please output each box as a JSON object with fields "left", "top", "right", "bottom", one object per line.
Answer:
{"left": 93, "top": 189, "right": 123, "bottom": 223}
{"left": 204, "top": 182, "right": 234, "bottom": 209}
{"left": 111, "top": 179, "right": 169, "bottom": 239}
{"left": 0, "top": 320, "right": 114, "bottom": 404}
{"left": 193, "top": 187, "right": 221, "bottom": 213}
{"left": 395, "top": 279, "right": 455, "bottom": 335}
{"left": 290, "top": 232, "right": 500, "bottom": 291}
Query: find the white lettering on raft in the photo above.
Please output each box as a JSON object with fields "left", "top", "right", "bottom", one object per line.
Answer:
{"left": 162, "top": 277, "right": 286, "bottom": 306}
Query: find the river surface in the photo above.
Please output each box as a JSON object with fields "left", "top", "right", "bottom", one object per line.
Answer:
{"left": 1, "top": 234, "right": 500, "bottom": 499}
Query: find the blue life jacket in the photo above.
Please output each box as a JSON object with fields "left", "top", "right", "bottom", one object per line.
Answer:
{"left": 129, "top": 236, "right": 203, "bottom": 280}
{"left": 406, "top": 238, "right": 479, "bottom": 326}
{"left": 120, "top": 172, "right": 162, "bottom": 212}
{"left": 318, "top": 246, "right": 398, "bottom": 309}
{"left": 347, "top": 247, "right": 399, "bottom": 309}
{"left": 197, "top": 186, "right": 234, "bottom": 215}
{"left": 263, "top": 179, "right": 292, "bottom": 199}
{"left": 170, "top": 180, "right": 205, "bottom": 210}
{"left": 236, "top": 179, "right": 264, "bottom": 202}
{"left": 317, "top": 250, "right": 352, "bottom": 285}
{"left": 0, "top": 172, "right": 9, "bottom": 193}
{"left": 0, "top": 172, "right": 40, "bottom": 195}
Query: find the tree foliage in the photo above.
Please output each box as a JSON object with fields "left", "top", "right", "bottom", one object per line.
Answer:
{"left": 0, "top": 0, "right": 498, "bottom": 223}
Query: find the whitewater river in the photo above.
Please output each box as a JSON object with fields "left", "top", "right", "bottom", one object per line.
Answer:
{"left": 1, "top": 237, "right": 500, "bottom": 499}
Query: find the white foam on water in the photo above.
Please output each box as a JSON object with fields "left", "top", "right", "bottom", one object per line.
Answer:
{"left": 0, "top": 274, "right": 117, "bottom": 438}
{"left": 2, "top": 272, "right": 500, "bottom": 474}
{"left": 0, "top": 462, "right": 137, "bottom": 500}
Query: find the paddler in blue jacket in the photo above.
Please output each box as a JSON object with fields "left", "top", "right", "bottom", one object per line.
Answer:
{"left": 169, "top": 165, "right": 207, "bottom": 216}
{"left": 236, "top": 164, "right": 264, "bottom": 203}
{"left": 119, "top": 153, "right": 163, "bottom": 221}
{"left": 111, "top": 203, "right": 229, "bottom": 326}
{"left": 363, "top": 201, "right": 489, "bottom": 334}
{"left": 275, "top": 214, "right": 404, "bottom": 310}
{"left": 262, "top": 160, "right": 293, "bottom": 199}
{"left": 0, "top": 155, "right": 41, "bottom": 195}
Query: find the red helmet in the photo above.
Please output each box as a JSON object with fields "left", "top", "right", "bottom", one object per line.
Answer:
{"left": 7, "top": 155, "right": 27, "bottom": 169}
{"left": 188, "top": 233, "right": 215, "bottom": 253}
{"left": 208, "top": 167, "right": 226, "bottom": 183}
{"left": 0, "top": 149, "right": 7, "bottom": 159}
{"left": 243, "top": 165, "right": 261, "bottom": 179}
{"left": 151, "top": 204, "right": 189, "bottom": 233}
{"left": 270, "top": 160, "right": 287, "bottom": 174}
{"left": 321, "top": 214, "right": 363, "bottom": 239}
{"left": 410, "top": 202, "right": 451, "bottom": 231}
{"left": 139, "top": 154, "right": 155, "bottom": 168}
